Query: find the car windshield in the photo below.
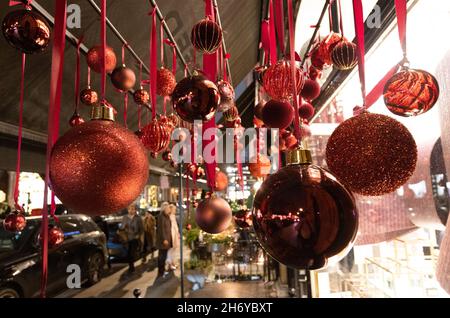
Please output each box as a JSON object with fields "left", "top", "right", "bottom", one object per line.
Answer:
{"left": 0, "top": 219, "right": 39, "bottom": 252}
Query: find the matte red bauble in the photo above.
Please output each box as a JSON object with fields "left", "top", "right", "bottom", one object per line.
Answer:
{"left": 157, "top": 67, "right": 176, "bottom": 96}
{"left": 310, "top": 32, "right": 343, "bottom": 69}
{"left": 248, "top": 154, "right": 271, "bottom": 178}
{"left": 111, "top": 65, "right": 136, "bottom": 91}
{"left": 162, "top": 150, "right": 172, "bottom": 162}
{"left": 215, "top": 170, "right": 229, "bottom": 191}
{"left": 326, "top": 112, "right": 417, "bottom": 196}
{"left": 223, "top": 105, "right": 239, "bottom": 122}
{"left": 50, "top": 116, "right": 149, "bottom": 215}
{"left": 196, "top": 196, "right": 232, "bottom": 234}
{"left": 86, "top": 45, "right": 117, "bottom": 73}
{"left": 133, "top": 88, "right": 150, "bottom": 105}
{"left": 263, "top": 60, "right": 305, "bottom": 102}
{"left": 172, "top": 75, "right": 219, "bottom": 123}
{"left": 48, "top": 226, "right": 64, "bottom": 248}
{"left": 69, "top": 113, "right": 85, "bottom": 127}
{"left": 298, "top": 102, "right": 315, "bottom": 120}
{"left": 217, "top": 80, "right": 235, "bottom": 112}
{"left": 191, "top": 17, "right": 222, "bottom": 54}
{"left": 140, "top": 118, "right": 171, "bottom": 154}
{"left": 80, "top": 87, "right": 99, "bottom": 106}
{"left": 3, "top": 211, "right": 26, "bottom": 232}
{"left": 2, "top": 9, "right": 51, "bottom": 54}
{"left": 331, "top": 40, "right": 358, "bottom": 70}
{"left": 252, "top": 149, "right": 358, "bottom": 269}
{"left": 383, "top": 68, "right": 439, "bottom": 117}
{"left": 300, "top": 79, "right": 321, "bottom": 101}
{"left": 234, "top": 209, "right": 253, "bottom": 229}
{"left": 262, "top": 100, "right": 294, "bottom": 129}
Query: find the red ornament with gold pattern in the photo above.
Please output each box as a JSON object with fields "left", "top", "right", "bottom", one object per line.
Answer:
{"left": 140, "top": 118, "right": 171, "bottom": 155}
{"left": 133, "top": 87, "right": 150, "bottom": 105}
{"left": 80, "top": 87, "right": 99, "bottom": 106}
{"left": 262, "top": 60, "right": 305, "bottom": 102}
{"left": 191, "top": 17, "right": 223, "bottom": 54}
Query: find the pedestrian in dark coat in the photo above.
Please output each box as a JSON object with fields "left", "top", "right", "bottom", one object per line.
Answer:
{"left": 156, "top": 202, "right": 172, "bottom": 276}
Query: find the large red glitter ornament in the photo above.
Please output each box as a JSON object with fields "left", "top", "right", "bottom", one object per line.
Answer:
{"left": 331, "top": 40, "right": 358, "bottom": 70}
{"left": 234, "top": 209, "right": 253, "bottom": 229}
{"left": 140, "top": 118, "right": 171, "bottom": 155}
{"left": 157, "top": 67, "right": 176, "bottom": 96}
{"left": 326, "top": 112, "right": 417, "bottom": 196}
{"left": 133, "top": 87, "right": 150, "bottom": 105}
{"left": 298, "top": 102, "right": 315, "bottom": 120}
{"left": 215, "top": 170, "right": 229, "bottom": 191}
{"left": 252, "top": 149, "right": 358, "bottom": 270}
{"left": 217, "top": 80, "right": 235, "bottom": 112}
{"left": 248, "top": 154, "right": 271, "bottom": 178}
{"left": 310, "top": 32, "right": 343, "bottom": 70}
{"left": 191, "top": 17, "right": 223, "bottom": 54}
{"left": 86, "top": 45, "right": 117, "bottom": 73}
{"left": 262, "top": 100, "right": 294, "bottom": 130}
{"left": 300, "top": 79, "right": 321, "bottom": 101}
{"left": 263, "top": 60, "right": 305, "bottom": 102}
{"left": 223, "top": 105, "right": 239, "bottom": 122}
{"left": 383, "top": 68, "right": 439, "bottom": 117}
{"left": 172, "top": 75, "right": 219, "bottom": 123}
{"left": 196, "top": 196, "right": 232, "bottom": 234}
{"left": 3, "top": 211, "right": 26, "bottom": 232}
{"left": 50, "top": 105, "right": 149, "bottom": 215}
{"left": 111, "top": 65, "right": 136, "bottom": 91}
{"left": 80, "top": 87, "right": 99, "bottom": 106}
{"left": 2, "top": 8, "right": 51, "bottom": 54}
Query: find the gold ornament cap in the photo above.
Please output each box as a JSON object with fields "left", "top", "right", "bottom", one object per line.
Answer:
{"left": 91, "top": 102, "right": 115, "bottom": 121}
{"left": 286, "top": 148, "right": 312, "bottom": 165}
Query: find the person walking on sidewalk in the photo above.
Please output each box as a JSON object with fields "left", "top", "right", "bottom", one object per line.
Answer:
{"left": 120, "top": 204, "right": 144, "bottom": 273}
{"left": 156, "top": 202, "right": 172, "bottom": 277}
{"left": 142, "top": 209, "right": 156, "bottom": 262}
{"left": 166, "top": 204, "right": 180, "bottom": 271}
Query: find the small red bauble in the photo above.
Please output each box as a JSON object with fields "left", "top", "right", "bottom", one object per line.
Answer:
{"left": 263, "top": 60, "right": 305, "bottom": 102}
{"left": 3, "top": 211, "right": 26, "bottom": 232}
{"left": 248, "top": 154, "right": 271, "bottom": 178}
{"left": 162, "top": 150, "right": 172, "bottom": 162}
{"left": 298, "top": 102, "right": 315, "bottom": 120}
{"left": 383, "top": 68, "right": 439, "bottom": 117}
{"left": 80, "top": 87, "right": 99, "bottom": 106}
{"left": 310, "top": 32, "right": 343, "bottom": 70}
{"left": 217, "top": 80, "right": 235, "bottom": 112}
{"left": 2, "top": 8, "right": 51, "bottom": 54}
{"left": 172, "top": 75, "right": 219, "bottom": 123}
{"left": 262, "top": 100, "right": 294, "bottom": 130}
{"left": 326, "top": 112, "right": 417, "bottom": 196}
{"left": 157, "top": 67, "right": 176, "bottom": 96}
{"left": 300, "top": 79, "right": 321, "bottom": 101}
{"left": 111, "top": 65, "right": 136, "bottom": 91}
{"left": 48, "top": 226, "right": 64, "bottom": 248}
{"left": 191, "top": 17, "right": 223, "bottom": 54}
{"left": 140, "top": 118, "right": 171, "bottom": 155}
{"left": 86, "top": 45, "right": 117, "bottom": 73}
{"left": 223, "top": 105, "right": 239, "bottom": 122}
{"left": 331, "top": 40, "right": 358, "bottom": 70}
{"left": 196, "top": 196, "right": 232, "bottom": 234}
{"left": 215, "top": 170, "right": 229, "bottom": 191}
{"left": 233, "top": 209, "right": 252, "bottom": 229}
{"left": 133, "top": 88, "right": 150, "bottom": 105}
{"left": 69, "top": 113, "right": 85, "bottom": 127}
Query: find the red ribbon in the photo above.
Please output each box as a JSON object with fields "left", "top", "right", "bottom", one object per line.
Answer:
{"left": 274, "top": 0, "right": 285, "bottom": 55}
{"left": 138, "top": 105, "right": 142, "bottom": 130}
{"left": 352, "top": 0, "right": 366, "bottom": 106}
{"left": 100, "top": 0, "right": 106, "bottom": 100}
{"left": 87, "top": 66, "right": 91, "bottom": 87}
{"left": 149, "top": 8, "right": 157, "bottom": 119}
{"left": 41, "top": 0, "right": 67, "bottom": 298}
{"left": 394, "top": 0, "right": 407, "bottom": 58}
{"left": 164, "top": 38, "right": 177, "bottom": 76}
{"left": 74, "top": 37, "right": 83, "bottom": 113}
{"left": 260, "top": 20, "right": 270, "bottom": 65}
{"left": 268, "top": 0, "right": 277, "bottom": 65}
{"left": 123, "top": 93, "right": 128, "bottom": 128}
{"left": 365, "top": 63, "right": 400, "bottom": 109}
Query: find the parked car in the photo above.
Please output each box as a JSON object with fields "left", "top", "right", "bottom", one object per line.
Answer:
{"left": 0, "top": 214, "right": 108, "bottom": 298}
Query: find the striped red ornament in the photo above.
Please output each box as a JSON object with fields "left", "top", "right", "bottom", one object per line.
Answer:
{"left": 140, "top": 118, "right": 170, "bottom": 155}
{"left": 191, "top": 17, "right": 222, "bottom": 54}
{"left": 331, "top": 40, "right": 358, "bottom": 70}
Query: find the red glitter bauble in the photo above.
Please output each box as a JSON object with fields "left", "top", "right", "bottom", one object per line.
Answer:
{"left": 215, "top": 170, "right": 229, "bottom": 191}
{"left": 248, "top": 154, "right": 271, "bottom": 178}
{"left": 80, "top": 87, "right": 99, "bottom": 106}
{"left": 263, "top": 60, "right": 305, "bottom": 102}
{"left": 300, "top": 79, "right": 321, "bottom": 101}
{"left": 310, "top": 32, "right": 343, "bottom": 70}
{"left": 331, "top": 40, "right": 358, "bottom": 70}
{"left": 223, "top": 105, "right": 239, "bottom": 122}
{"left": 172, "top": 75, "right": 219, "bottom": 123}
{"left": 262, "top": 100, "right": 294, "bottom": 129}
{"left": 234, "top": 209, "right": 253, "bottom": 229}
{"left": 86, "top": 45, "right": 117, "bottom": 73}
{"left": 162, "top": 150, "right": 172, "bottom": 162}
{"left": 298, "top": 102, "right": 315, "bottom": 120}
{"left": 157, "top": 67, "right": 176, "bottom": 96}
{"left": 2, "top": 9, "right": 51, "bottom": 54}
{"left": 69, "top": 113, "right": 85, "bottom": 127}
{"left": 133, "top": 88, "right": 150, "bottom": 105}
{"left": 140, "top": 118, "right": 171, "bottom": 154}
{"left": 252, "top": 160, "right": 358, "bottom": 269}
{"left": 49, "top": 119, "right": 149, "bottom": 215}
{"left": 383, "top": 68, "right": 439, "bottom": 117}
{"left": 196, "top": 196, "right": 232, "bottom": 234}
{"left": 191, "top": 17, "right": 222, "bottom": 54}
{"left": 48, "top": 226, "right": 64, "bottom": 248}
{"left": 111, "top": 65, "right": 136, "bottom": 91}
{"left": 217, "top": 80, "right": 235, "bottom": 112}
{"left": 3, "top": 211, "right": 26, "bottom": 232}
{"left": 326, "top": 112, "right": 418, "bottom": 196}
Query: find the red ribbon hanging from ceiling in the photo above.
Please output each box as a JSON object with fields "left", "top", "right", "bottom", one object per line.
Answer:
{"left": 100, "top": 0, "right": 106, "bottom": 100}
{"left": 121, "top": 43, "right": 128, "bottom": 127}
{"left": 74, "top": 37, "right": 83, "bottom": 115}
{"left": 274, "top": 0, "right": 285, "bottom": 55}
{"left": 260, "top": 20, "right": 270, "bottom": 65}
{"left": 268, "top": 0, "right": 277, "bottom": 65}
{"left": 394, "top": 0, "right": 407, "bottom": 59}
{"left": 149, "top": 8, "right": 157, "bottom": 119}
{"left": 352, "top": 0, "right": 366, "bottom": 107}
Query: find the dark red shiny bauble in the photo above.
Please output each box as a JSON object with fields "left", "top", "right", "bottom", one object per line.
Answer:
{"left": 234, "top": 209, "right": 253, "bottom": 229}
{"left": 140, "top": 118, "right": 171, "bottom": 154}
{"left": 157, "top": 67, "right": 177, "bottom": 96}
{"left": 48, "top": 226, "right": 64, "bottom": 248}
{"left": 383, "top": 68, "right": 439, "bottom": 117}
{"left": 111, "top": 65, "right": 136, "bottom": 91}
{"left": 50, "top": 119, "right": 149, "bottom": 215}
{"left": 300, "top": 79, "right": 321, "bottom": 101}
{"left": 172, "top": 75, "right": 219, "bottom": 123}
{"left": 310, "top": 32, "right": 343, "bottom": 70}
{"left": 191, "top": 17, "right": 223, "bottom": 54}
{"left": 3, "top": 211, "right": 26, "bottom": 232}
{"left": 248, "top": 154, "right": 271, "bottom": 178}
{"left": 133, "top": 88, "right": 150, "bottom": 105}
{"left": 196, "top": 196, "right": 232, "bottom": 234}
{"left": 263, "top": 60, "right": 305, "bottom": 102}
{"left": 86, "top": 45, "right": 117, "bottom": 73}
{"left": 262, "top": 100, "right": 294, "bottom": 129}
{"left": 2, "top": 9, "right": 51, "bottom": 54}
{"left": 162, "top": 150, "right": 172, "bottom": 162}
{"left": 80, "top": 87, "right": 99, "bottom": 106}
{"left": 252, "top": 162, "right": 358, "bottom": 270}
{"left": 331, "top": 40, "right": 358, "bottom": 70}
{"left": 69, "top": 113, "right": 85, "bottom": 127}
{"left": 298, "top": 102, "right": 315, "bottom": 120}
{"left": 254, "top": 101, "right": 265, "bottom": 120}
{"left": 215, "top": 170, "right": 229, "bottom": 191}
{"left": 217, "top": 80, "right": 235, "bottom": 112}
{"left": 223, "top": 105, "right": 239, "bottom": 122}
